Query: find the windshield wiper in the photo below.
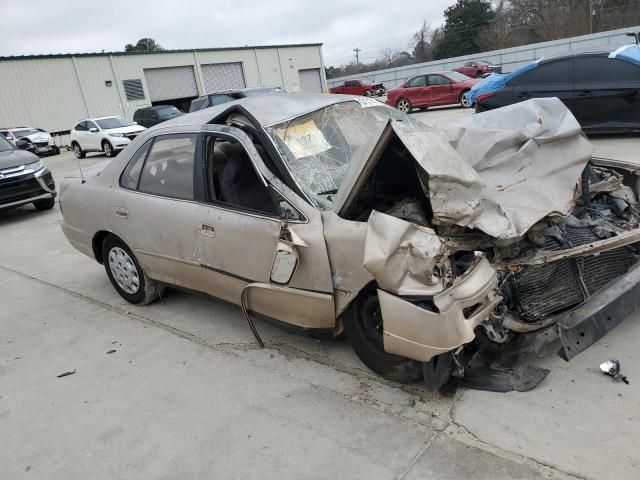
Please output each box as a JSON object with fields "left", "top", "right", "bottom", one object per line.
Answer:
{"left": 317, "top": 188, "right": 338, "bottom": 196}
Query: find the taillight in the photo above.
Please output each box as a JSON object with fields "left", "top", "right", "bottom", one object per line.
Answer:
{"left": 476, "top": 93, "right": 495, "bottom": 103}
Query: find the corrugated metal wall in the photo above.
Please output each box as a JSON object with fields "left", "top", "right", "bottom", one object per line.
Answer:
{"left": 328, "top": 26, "right": 640, "bottom": 88}
{"left": 0, "top": 45, "right": 326, "bottom": 134}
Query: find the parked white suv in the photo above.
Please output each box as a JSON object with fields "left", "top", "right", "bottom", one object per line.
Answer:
{"left": 70, "top": 116, "right": 146, "bottom": 158}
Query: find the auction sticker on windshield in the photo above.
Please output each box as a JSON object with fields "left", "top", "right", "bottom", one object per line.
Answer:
{"left": 276, "top": 120, "right": 331, "bottom": 158}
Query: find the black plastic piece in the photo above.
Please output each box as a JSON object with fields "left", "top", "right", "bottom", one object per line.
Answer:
{"left": 558, "top": 260, "right": 640, "bottom": 361}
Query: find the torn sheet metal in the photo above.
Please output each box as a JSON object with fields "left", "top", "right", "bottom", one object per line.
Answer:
{"left": 379, "top": 256, "right": 501, "bottom": 362}
{"left": 363, "top": 211, "right": 445, "bottom": 296}
{"left": 395, "top": 98, "right": 594, "bottom": 239}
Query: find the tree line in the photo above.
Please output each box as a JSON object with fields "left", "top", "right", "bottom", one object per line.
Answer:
{"left": 326, "top": 0, "right": 640, "bottom": 78}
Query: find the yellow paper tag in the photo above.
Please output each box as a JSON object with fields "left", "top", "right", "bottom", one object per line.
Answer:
{"left": 276, "top": 120, "right": 331, "bottom": 158}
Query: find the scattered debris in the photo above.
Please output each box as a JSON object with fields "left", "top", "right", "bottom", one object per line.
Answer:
{"left": 600, "top": 359, "right": 629, "bottom": 384}
{"left": 106, "top": 349, "right": 116, "bottom": 355}
{"left": 57, "top": 369, "right": 76, "bottom": 378}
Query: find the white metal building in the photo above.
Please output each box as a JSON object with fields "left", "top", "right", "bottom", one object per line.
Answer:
{"left": 0, "top": 44, "right": 327, "bottom": 134}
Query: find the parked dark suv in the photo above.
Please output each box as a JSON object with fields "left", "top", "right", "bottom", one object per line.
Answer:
{"left": 133, "top": 105, "right": 183, "bottom": 128}
{"left": 0, "top": 135, "right": 56, "bottom": 211}
{"left": 474, "top": 49, "right": 640, "bottom": 133}
{"left": 188, "top": 87, "right": 284, "bottom": 112}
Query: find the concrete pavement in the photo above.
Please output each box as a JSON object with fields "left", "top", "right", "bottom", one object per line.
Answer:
{"left": 1, "top": 124, "right": 639, "bottom": 479}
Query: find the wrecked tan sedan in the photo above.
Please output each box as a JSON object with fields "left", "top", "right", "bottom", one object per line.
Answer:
{"left": 60, "top": 94, "right": 640, "bottom": 391}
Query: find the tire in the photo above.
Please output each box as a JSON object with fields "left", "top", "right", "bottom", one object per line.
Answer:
{"left": 460, "top": 90, "right": 472, "bottom": 108}
{"left": 101, "top": 234, "right": 164, "bottom": 305}
{"left": 103, "top": 140, "right": 115, "bottom": 158}
{"left": 72, "top": 142, "right": 85, "bottom": 159}
{"left": 364, "top": 90, "right": 372, "bottom": 97}
{"left": 396, "top": 98, "right": 412, "bottom": 113}
{"left": 33, "top": 197, "right": 55, "bottom": 210}
{"left": 51, "top": 145, "right": 60, "bottom": 156}
{"left": 343, "top": 288, "right": 423, "bottom": 383}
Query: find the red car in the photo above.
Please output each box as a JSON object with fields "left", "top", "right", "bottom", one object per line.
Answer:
{"left": 453, "top": 61, "right": 502, "bottom": 78}
{"left": 386, "top": 71, "right": 479, "bottom": 113}
{"left": 329, "top": 78, "right": 385, "bottom": 96}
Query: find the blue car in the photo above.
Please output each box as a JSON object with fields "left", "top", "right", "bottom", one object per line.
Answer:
{"left": 469, "top": 44, "right": 640, "bottom": 133}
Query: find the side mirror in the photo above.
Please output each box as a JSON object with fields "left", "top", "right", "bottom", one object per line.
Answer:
{"left": 15, "top": 139, "right": 32, "bottom": 150}
{"left": 89, "top": 127, "right": 98, "bottom": 133}
{"left": 270, "top": 243, "right": 298, "bottom": 285}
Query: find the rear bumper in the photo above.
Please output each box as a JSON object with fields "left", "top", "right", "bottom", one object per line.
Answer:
{"left": 558, "top": 260, "right": 640, "bottom": 360}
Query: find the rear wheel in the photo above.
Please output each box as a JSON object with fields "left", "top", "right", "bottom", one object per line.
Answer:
{"left": 102, "top": 234, "right": 164, "bottom": 305}
{"left": 51, "top": 145, "right": 60, "bottom": 156}
{"left": 460, "top": 90, "right": 472, "bottom": 108}
{"left": 72, "top": 142, "right": 85, "bottom": 159}
{"left": 396, "top": 98, "right": 412, "bottom": 113}
{"left": 343, "top": 288, "right": 423, "bottom": 383}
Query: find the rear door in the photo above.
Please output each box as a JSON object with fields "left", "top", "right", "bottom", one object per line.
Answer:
{"left": 404, "top": 75, "right": 428, "bottom": 107}
{"left": 427, "top": 74, "right": 457, "bottom": 105}
{"left": 509, "top": 59, "right": 574, "bottom": 109}
{"left": 572, "top": 56, "right": 640, "bottom": 130}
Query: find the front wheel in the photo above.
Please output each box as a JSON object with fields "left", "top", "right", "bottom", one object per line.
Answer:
{"left": 343, "top": 288, "right": 423, "bottom": 383}
{"left": 102, "top": 234, "right": 164, "bottom": 305}
{"left": 364, "top": 90, "right": 372, "bottom": 97}
{"left": 396, "top": 98, "right": 412, "bottom": 113}
{"left": 72, "top": 143, "right": 85, "bottom": 159}
{"left": 103, "top": 141, "right": 115, "bottom": 158}
{"left": 460, "top": 90, "right": 472, "bottom": 108}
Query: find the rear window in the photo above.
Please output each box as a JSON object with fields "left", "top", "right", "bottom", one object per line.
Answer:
{"left": 511, "top": 60, "right": 571, "bottom": 85}
{"left": 574, "top": 57, "right": 640, "bottom": 83}
{"left": 156, "top": 106, "right": 180, "bottom": 115}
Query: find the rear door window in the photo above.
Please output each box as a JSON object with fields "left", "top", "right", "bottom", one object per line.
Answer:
{"left": 574, "top": 57, "right": 640, "bottom": 82}
{"left": 407, "top": 76, "right": 426, "bottom": 87}
{"left": 511, "top": 60, "right": 571, "bottom": 85}
{"left": 428, "top": 74, "right": 451, "bottom": 85}
{"left": 189, "top": 98, "right": 206, "bottom": 112}
{"left": 120, "top": 140, "right": 152, "bottom": 190}
{"left": 138, "top": 134, "right": 197, "bottom": 200}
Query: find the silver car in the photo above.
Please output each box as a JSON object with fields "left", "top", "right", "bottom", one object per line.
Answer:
{"left": 59, "top": 94, "right": 640, "bottom": 392}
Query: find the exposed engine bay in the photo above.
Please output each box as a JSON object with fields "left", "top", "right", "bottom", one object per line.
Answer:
{"left": 350, "top": 99, "right": 640, "bottom": 391}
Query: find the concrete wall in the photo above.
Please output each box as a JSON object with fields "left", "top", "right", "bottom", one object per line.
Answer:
{"left": 328, "top": 26, "right": 640, "bottom": 89}
{"left": 0, "top": 44, "right": 326, "bottom": 134}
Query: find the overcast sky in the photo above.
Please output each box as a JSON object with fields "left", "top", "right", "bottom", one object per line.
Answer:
{"left": 1, "top": 0, "right": 449, "bottom": 65}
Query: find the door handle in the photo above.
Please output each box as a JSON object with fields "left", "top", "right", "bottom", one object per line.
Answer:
{"left": 516, "top": 92, "right": 531, "bottom": 99}
{"left": 577, "top": 91, "right": 593, "bottom": 97}
{"left": 114, "top": 208, "right": 128, "bottom": 219}
{"left": 200, "top": 223, "right": 215, "bottom": 237}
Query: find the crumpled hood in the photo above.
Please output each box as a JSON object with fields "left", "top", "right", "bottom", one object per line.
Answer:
{"left": 23, "top": 132, "right": 52, "bottom": 143}
{"left": 336, "top": 98, "right": 593, "bottom": 240}
{"left": 0, "top": 148, "right": 39, "bottom": 169}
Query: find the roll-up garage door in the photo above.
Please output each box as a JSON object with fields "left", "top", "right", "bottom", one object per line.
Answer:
{"left": 144, "top": 66, "right": 198, "bottom": 102}
{"left": 299, "top": 68, "right": 323, "bottom": 93}
{"left": 201, "top": 63, "right": 246, "bottom": 93}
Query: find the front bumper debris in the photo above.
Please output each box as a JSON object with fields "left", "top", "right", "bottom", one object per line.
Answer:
{"left": 557, "top": 260, "right": 640, "bottom": 361}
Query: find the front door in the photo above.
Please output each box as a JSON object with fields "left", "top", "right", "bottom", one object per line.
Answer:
{"left": 427, "top": 74, "right": 456, "bottom": 105}
{"left": 86, "top": 120, "right": 101, "bottom": 150}
{"left": 510, "top": 58, "right": 574, "bottom": 110}
{"left": 194, "top": 126, "right": 335, "bottom": 329}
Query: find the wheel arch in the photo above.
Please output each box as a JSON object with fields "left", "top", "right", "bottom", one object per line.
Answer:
{"left": 92, "top": 230, "right": 113, "bottom": 264}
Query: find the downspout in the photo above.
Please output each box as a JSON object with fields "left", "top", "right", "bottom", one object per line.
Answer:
{"left": 70, "top": 56, "right": 90, "bottom": 118}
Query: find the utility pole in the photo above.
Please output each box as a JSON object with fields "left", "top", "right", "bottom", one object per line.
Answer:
{"left": 589, "top": 0, "right": 594, "bottom": 34}
{"left": 354, "top": 48, "right": 361, "bottom": 66}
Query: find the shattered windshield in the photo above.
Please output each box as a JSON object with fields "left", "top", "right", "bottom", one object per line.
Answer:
{"left": 268, "top": 100, "right": 423, "bottom": 209}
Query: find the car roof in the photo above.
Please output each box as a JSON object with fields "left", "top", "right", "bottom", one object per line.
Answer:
{"left": 164, "top": 93, "right": 354, "bottom": 128}
{"left": 538, "top": 50, "right": 609, "bottom": 64}
{"left": 136, "top": 105, "right": 177, "bottom": 111}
